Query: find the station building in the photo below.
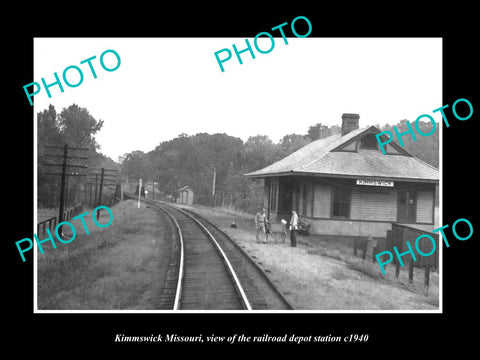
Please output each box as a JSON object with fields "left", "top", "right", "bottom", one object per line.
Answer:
{"left": 245, "top": 114, "right": 439, "bottom": 241}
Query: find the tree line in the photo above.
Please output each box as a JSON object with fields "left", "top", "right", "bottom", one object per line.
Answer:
{"left": 36, "top": 103, "right": 439, "bottom": 212}
{"left": 377, "top": 119, "right": 439, "bottom": 168}
{"left": 120, "top": 120, "right": 439, "bottom": 213}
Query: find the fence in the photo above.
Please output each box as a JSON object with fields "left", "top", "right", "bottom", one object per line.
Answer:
{"left": 371, "top": 223, "right": 438, "bottom": 287}
{"left": 37, "top": 204, "right": 84, "bottom": 236}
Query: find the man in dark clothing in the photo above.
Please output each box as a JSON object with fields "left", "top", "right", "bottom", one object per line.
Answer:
{"left": 255, "top": 208, "right": 267, "bottom": 243}
{"left": 289, "top": 210, "right": 298, "bottom": 247}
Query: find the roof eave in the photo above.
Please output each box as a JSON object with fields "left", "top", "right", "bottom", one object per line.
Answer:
{"left": 245, "top": 171, "right": 439, "bottom": 184}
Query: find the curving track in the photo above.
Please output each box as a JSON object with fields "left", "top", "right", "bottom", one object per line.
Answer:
{"left": 125, "top": 193, "right": 292, "bottom": 310}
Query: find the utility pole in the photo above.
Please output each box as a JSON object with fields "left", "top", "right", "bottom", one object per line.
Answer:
{"left": 89, "top": 182, "right": 93, "bottom": 206}
{"left": 58, "top": 144, "right": 68, "bottom": 233}
{"left": 211, "top": 166, "right": 216, "bottom": 207}
{"left": 138, "top": 178, "right": 142, "bottom": 208}
{"left": 42, "top": 144, "right": 89, "bottom": 237}
{"left": 96, "top": 167, "right": 105, "bottom": 219}
{"left": 97, "top": 168, "right": 105, "bottom": 206}
{"left": 94, "top": 174, "right": 98, "bottom": 207}
{"left": 85, "top": 167, "right": 118, "bottom": 216}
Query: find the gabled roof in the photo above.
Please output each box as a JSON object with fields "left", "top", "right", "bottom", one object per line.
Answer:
{"left": 245, "top": 126, "right": 439, "bottom": 183}
{"left": 178, "top": 185, "right": 193, "bottom": 192}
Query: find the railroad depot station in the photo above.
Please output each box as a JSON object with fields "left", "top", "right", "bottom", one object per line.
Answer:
{"left": 245, "top": 114, "right": 439, "bottom": 242}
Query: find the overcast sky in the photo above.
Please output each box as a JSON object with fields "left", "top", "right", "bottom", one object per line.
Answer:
{"left": 34, "top": 37, "right": 442, "bottom": 161}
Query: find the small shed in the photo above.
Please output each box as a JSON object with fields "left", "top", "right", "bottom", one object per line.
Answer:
{"left": 178, "top": 186, "right": 194, "bottom": 205}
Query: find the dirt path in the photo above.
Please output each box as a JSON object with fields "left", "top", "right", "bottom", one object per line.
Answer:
{"left": 178, "top": 204, "right": 439, "bottom": 311}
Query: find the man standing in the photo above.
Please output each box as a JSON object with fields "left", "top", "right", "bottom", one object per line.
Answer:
{"left": 289, "top": 210, "right": 298, "bottom": 247}
{"left": 255, "top": 208, "right": 267, "bottom": 243}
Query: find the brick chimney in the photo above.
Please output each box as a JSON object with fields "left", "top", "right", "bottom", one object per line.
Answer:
{"left": 341, "top": 113, "right": 360, "bottom": 136}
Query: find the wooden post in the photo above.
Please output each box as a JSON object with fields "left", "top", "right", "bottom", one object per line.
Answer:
{"left": 395, "top": 257, "right": 400, "bottom": 278}
{"left": 362, "top": 239, "right": 367, "bottom": 260}
{"left": 424, "top": 264, "right": 430, "bottom": 289}
{"left": 408, "top": 257, "right": 414, "bottom": 284}
{"left": 353, "top": 238, "right": 358, "bottom": 256}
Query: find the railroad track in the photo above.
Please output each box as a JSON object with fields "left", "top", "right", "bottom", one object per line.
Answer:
{"left": 160, "top": 202, "right": 251, "bottom": 310}
{"left": 124, "top": 193, "right": 292, "bottom": 310}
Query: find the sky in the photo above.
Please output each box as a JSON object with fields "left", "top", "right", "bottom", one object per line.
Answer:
{"left": 34, "top": 37, "right": 442, "bottom": 161}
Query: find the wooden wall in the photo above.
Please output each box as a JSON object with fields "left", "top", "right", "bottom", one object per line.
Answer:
{"left": 416, "top": 190, "right": 434, "bottom": 223}
{"left": 312, "top": 184, "right": 330, "bottom": 218}
{"left": 351, "top": 189, "right": 397, "bottom": 221}
{"left": 269, "top": 176, "right": 436, "bottom": 229}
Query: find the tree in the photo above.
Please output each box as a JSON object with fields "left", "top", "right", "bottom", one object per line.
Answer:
{"left": 38, "top": 105, "right": 61, "bottom": 146}
{"left": 37, "top": 105, "right": 61, "bottom": 207}
{"left": 57, "top": 104, "right": 104, "bottom": 149}
{"left": 379, "top": 120, "right": 439, "bottom": 168}
{"left": 244, "top": 135, "right": 278, "bottom": 172}
{"left": 37, "top": 104, "right": 107, "bottom": 207}
{"left": 121, "top": 150, "right": 149, "bottom": 182}
{"left": 279, "top": 133, "right": 310, "bottom": 155}
{"left": 306, "top": 123, "right": 340, "bottom": 141}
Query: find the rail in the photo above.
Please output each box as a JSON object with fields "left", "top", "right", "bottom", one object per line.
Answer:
{"left": 159, "top": 205, "right": 185, "bottom": 310}
{"left": 173, "top": 205, "right": 253, "bottom": 310}
{"left": 155, "top": 201, "right": 252, "bottom": 310}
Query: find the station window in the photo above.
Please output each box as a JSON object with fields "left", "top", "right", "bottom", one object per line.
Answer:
{"left": 278, "top": 180, "right": 293, "bottom": 213}
{"left": 360, "top": 133, "right": 378, "bottom": 149}
{"left": 269, "top": 182, "right": 278, "bottom": 212}
{"left": 332, "top": 186, "right": 351, "bottom": 218}
{"left": 294, "top": 185, "right": 300, "bottom": 213}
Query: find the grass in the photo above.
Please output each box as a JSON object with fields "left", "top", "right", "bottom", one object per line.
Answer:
{"left": 37, "top": 186, "right": 117, "bottom": 223}
{"left": 37, "top": 200, "right": 170, "bottom": 310}
{"left": 346, "top": 261, "right": 385, "bottom": 281}
{"left": 306, "top": 237, "right": 439, "bottom": 299}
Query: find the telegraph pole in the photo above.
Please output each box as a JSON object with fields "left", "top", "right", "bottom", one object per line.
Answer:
{"left": 94, "top": 174, "right": 98, "bottom": 206}
{"left": 138, "top": 178, "right": 142, "bottom": 208}
{"left": 89, "top": 183, "right": 93, "bottom": 206}
{"left": 85, "top": 167, "right": 117, "bottom": 218}
{"left": 42, "top": 144, "right": 89, "bottom": 237}
{"left": 211, "top": 167, "right": 216, "bottom": 207}
{"left": 97, "top": 168, "right": 105, "bottom": 206}
{"left": 58, "top": 144, "right": 68, "bottom": 232}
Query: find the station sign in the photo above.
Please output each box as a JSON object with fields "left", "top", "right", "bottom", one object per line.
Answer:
{"left": 356, "top": 179, "right": 394, "bottom": 187}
